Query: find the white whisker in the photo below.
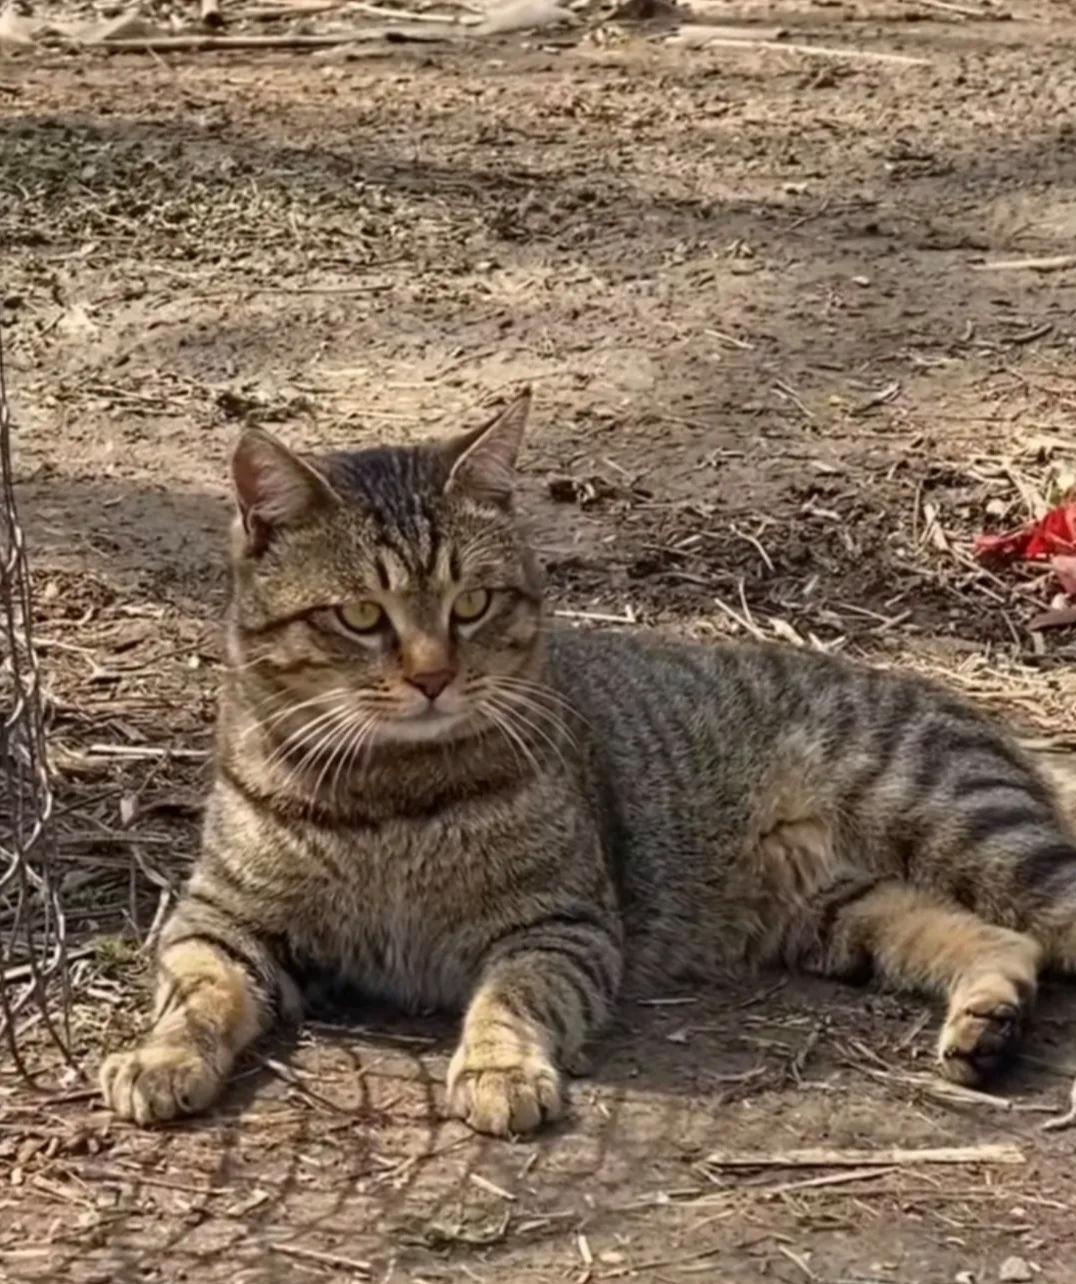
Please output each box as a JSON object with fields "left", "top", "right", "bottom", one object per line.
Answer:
{"left": 494, "top": 673, "right": 595, "bottom": 734}
{"left": 483, "top": 676, "right": 583, "bottom": 758}
{"left": 262, "top": 703, "right": 353, "bottom": 772}
{"left": 480, "top": 695, "right": 544, "bottom": 780}
{"left": 239, "top": 686, "right": 354, "bottom": 744}
{"left": 491, "top": 694, "right": 572, "bottom": 774}
{"left": 475, "top": 702, "right": 525, "bottom": 777}
{"left": 328, "top": 713, "right": 380, "bottom": 805}
{"left": 490, "top": 684, "right": 581, "bottom": 752}
{"left": 309, "top": 708, "right": 373, "bottom": 813}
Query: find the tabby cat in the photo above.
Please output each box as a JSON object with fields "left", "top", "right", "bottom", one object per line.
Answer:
{"left": 101, "top": 389, "right": 1076, "bottom": 1135}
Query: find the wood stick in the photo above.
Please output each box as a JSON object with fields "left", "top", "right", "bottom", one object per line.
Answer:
{"left": 897, "top": 0, "right": 988, "bottom": 16}
{"left": 553, "top": 607, "right": 636, "bottom": 625}
{"left": 670, "top": 35, "right": 931, "bottom": 66}
{"left": 3, "top": 945, "right": 96, "bottom": 984}
{"left": 349, "top": 1, "right": 481, "bottom": 22}
{"left": 973, "top": 254, "right": 1076, "bottom": 272}
{"left": 468, "top": 1172, "right": 517, "bottom": 1201}
{"left": 701, "top": 1143, "right": 1025, "bottom": 1169}
{"left": 268, "top": 1243, "right": 372, "bottom": 1275}
{"left": 191, "top": 280, "right": 394, "bottom": 298}
{"left": 242, "top": 1, "right": 343, "bottom": 18}
{"left": 756, "top": 1165, "right": 899, "bottom": 1197}
{"left": 76, "top": 28, "right": 452, "bottom": 51}
{"left": 1041, "top": 1075, "right": 1076, "bottom": 1132}
{"left": 850, "top": 1060, "right": 1055, "bottom": 1115}
{"left": 1029, "top": 606, "right": 1076, "bottom": 631}
{"left": 86, "top": 743, "right": 209, "bottom": 760}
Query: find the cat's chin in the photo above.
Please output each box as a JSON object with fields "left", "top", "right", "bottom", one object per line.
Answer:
{"left": 373, "top": 711, "right": 472, "bottom": 746}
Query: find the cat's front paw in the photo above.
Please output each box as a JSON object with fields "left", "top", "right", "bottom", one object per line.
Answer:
{"left": 446, "top": 1039, "right": 562, "bottom": 1136}
{"left": 100, "top": 1042, "right": 222, "bottom": 1125}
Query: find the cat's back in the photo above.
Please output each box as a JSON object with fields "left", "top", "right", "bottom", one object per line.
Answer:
{"left": 549, "top": 629, "right": 828, "bottom": 837}
{"left": 549, "top": 626, "right": 844, "bottom": 756}
{"left": 548, "top": 625, "right": 974, "bottom": 761}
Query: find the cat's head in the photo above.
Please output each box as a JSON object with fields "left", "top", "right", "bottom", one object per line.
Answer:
{"left": 226, "top": 390, "right": 545, "bottom": 753}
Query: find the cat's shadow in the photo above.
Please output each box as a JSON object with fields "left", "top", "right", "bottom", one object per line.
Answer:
{"left": 111, "top": 972, "right": 1075, "bottom": 1284}
{"left": 216, "top": 973, "right": 1076, "bottom": 1140}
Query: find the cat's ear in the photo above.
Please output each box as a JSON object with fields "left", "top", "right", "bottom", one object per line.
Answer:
{"left": 443, "top": 387, "right": 531, "bottom": 505}
{"left": 231, "top": 427, "right": 339, "bottom": 556}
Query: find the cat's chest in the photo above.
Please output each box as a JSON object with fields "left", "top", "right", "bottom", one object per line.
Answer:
{"left": 284, "top": 816, "right": 484, "bottom": 1010}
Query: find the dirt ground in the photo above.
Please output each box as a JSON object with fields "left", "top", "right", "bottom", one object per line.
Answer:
{"left": 4, "top": 1, "right": 1076, "bottom": 1281}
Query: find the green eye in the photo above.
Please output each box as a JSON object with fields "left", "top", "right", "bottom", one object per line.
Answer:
{"left": 452, "top": 588, "right": 491, "bottom": 624}
{"left": 338, "top": 600, "right": 384, "bottom": 633}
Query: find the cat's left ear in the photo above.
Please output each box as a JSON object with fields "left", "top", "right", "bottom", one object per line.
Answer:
{"left": 442, "top": 387, "right": 531, "bottom": 505}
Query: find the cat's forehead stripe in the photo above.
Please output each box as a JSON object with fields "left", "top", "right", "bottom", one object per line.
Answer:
{"left": 373, "top": 533, "right": 459, "bottom": 592}
{"left": 321, "top": 444, "right": 446, "bottom": 582}
{"left": 376, "top": 547, "right": 411, "bottom": 591}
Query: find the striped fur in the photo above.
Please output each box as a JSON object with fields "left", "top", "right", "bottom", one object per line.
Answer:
{"left": 101, "top": 391, "right": 1076, "bottom": 1132}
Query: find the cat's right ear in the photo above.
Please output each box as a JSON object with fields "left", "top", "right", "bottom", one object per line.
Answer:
{"left": 231, "top": 428, "right": 339, "bottom": 557}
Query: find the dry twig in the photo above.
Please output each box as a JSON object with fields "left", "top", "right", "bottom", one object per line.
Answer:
{"left": 1041, "top": 1075, "right": 1076, "bottom": 1132}
{"left": 701, "top": 1143, "right": 1024, "bottom": 1170}
{"left": 350, "top": 0, "right": 480, "bottom": 21}
{"left": 973, "top": 254, "right": 1076, "bottom": 273}
{"left": 269, "top": 1242, "right": 372, "bottom": 1276}
{"left": 896, "top": 0, "right": 990, "bottom": 16}
{"left": 243, "top": 1, "right": 344, "bottom": 16}
{"left": 666, "top": 34, "right": 931, "bottom": 66}
{"left": 88, "top": 28, "right": 453, "bottom": 51}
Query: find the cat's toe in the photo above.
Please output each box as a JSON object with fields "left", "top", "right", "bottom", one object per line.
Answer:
{"left": 100, "top": 1043, "right": 221, "bottom": 1125}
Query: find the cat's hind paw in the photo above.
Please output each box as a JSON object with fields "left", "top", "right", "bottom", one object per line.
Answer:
{"left": 937, "top": 977, "right": 1028, "bottom": 1086}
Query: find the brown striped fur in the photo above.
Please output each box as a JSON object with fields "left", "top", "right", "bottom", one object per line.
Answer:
{"left": 101, "top": 391, "right": 1076, "bottom": 1132}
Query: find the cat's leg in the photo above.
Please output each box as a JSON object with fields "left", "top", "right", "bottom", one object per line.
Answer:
{"left": 447, "top": 917, "right": 623, "bottom": 1136}
{"left": 100, "top": 900, "right": 296, "bottom": 1125}
{"left": 814, "top": 880, "right": 1042, "bottom": 1084}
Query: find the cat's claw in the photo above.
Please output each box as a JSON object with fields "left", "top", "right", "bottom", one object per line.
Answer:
{"left": 100, "top": 1043, "right": 221, "bottom": 1125}
{"left": 446, "top": 1044, "right": 562, "bottom": 1136}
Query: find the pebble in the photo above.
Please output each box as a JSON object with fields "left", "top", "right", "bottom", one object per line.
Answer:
{"left": 999, "top": 1257, "right": 1033, "bottom": 1283}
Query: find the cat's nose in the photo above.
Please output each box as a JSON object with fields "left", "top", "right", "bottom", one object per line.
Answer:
{"left": 406, "top": 669, "right": 455, "bottom": 701}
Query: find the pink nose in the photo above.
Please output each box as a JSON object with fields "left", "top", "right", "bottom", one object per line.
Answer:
{"left": 406, "top": 669, "right": 454, "bottom": 701}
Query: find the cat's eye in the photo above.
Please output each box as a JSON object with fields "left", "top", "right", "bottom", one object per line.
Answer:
{"left": 452, "top": 588, "right": 492, "bottom": 624}
{"left": 337, "top": 600, "right": 385, "bottom": 634}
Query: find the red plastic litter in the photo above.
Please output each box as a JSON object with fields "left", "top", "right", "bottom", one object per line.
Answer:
{"left": 974, "top": 499, "right": 1076, "bottom": 563}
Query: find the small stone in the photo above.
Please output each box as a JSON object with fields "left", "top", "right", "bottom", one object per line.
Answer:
{"left": 476, "top": 0, "right": 574, "bottom": 36}
{"left": 999, "top": 1258, "right": 1032, "bottom": 1283}
{"left": 955, "top": 1272, "right": 976, "bottom": 1284}
{"left": 90, "top": 12, "right": 164, "bottom": 42}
